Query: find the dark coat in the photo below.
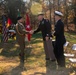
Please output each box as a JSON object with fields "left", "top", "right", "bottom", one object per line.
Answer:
{"left": 54, "top": 19, "right": 66, "bottom": 45}
{"left": 34, "top": 18, "right": 52, "bottom": 41}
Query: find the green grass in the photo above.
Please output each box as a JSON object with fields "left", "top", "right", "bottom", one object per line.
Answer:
{"left": 65, "top": 32, "right": 76, "bottom": 43}
{"left": 31, "top": 32, "right": 43, "bottom": 44}
{"left": 0, "top": 32, "right": 76, "bottom": 75}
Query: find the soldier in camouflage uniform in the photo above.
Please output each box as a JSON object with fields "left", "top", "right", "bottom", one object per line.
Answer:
{"left": 16, "top": 17, "right": 29, "bottom": 63}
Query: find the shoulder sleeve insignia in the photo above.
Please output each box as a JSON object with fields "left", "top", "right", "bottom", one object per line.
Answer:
{"left": 41, "top": 21, "right": 44, "bottom": 24}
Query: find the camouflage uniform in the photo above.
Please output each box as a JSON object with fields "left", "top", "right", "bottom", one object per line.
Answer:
{"left": 16, "top": 22, "right": 26, "bottom": 62}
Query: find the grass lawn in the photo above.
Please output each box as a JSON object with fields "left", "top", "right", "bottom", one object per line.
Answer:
{"left": 0, "top": 32, "right": 76, "bottom": 75}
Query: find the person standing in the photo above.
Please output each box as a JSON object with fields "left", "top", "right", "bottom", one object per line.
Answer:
{"left": 54, "top": 11, "right": 66, "bottom": 67}
{"left": 31, "top": 12, "right": 56, "bottom": 61}
{"left": 16, "top": 16, "right": 29, "bottom": 63}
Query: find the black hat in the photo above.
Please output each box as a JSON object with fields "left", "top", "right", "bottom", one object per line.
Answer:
{"left": 17, "top": 16, "right": 22, "bottom": 20}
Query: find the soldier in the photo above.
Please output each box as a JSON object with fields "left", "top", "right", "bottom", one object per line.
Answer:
{"left": 54, "top": 11, "right": 66, "bottom": 67}
{"left": 31, "top": 12, "right": 56, "bottom": 62}
{"left": 16, "top": 16, "right": 29, "bottom": 63}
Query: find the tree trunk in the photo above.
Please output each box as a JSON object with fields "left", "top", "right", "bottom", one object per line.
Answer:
{"left": 58, "top": 0, "right": 60, "bottom": 11}
{"left": 49, "top": 0, "right": 51, "bottom": 22}
{"left": 64, "top": 0, "right": 69, "bottom": 30}
{"left": 53, "top": 0, "right": 55, "bottom": 25}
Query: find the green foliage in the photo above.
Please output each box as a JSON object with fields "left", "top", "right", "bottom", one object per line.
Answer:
{"left": 7, "top": 0, "right": 24, "bottom": 23}
{"left": 0, "top": 0, "right": 24, "bottom": 24}
{"left": 71, "top": 4, "right": 76, "bottom": 25}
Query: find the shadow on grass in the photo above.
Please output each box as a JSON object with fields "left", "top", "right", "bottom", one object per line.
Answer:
{"left": 45, "top": 63, "right": 76, "bottom": 75}
{"left": 66, "top": 30, "right": 76, "bottom": 35}
{"left": 0, "top": 42, "right": 34, "bottom": 60}
{"left": 0, "top": 42, "right": 20, "bottom": 57}
{"left": 65, "top": 31, "right": 76, "bottom": 37}
{"left": 2, "top": 62, "right": 26, "bottom": 75}
{"left": 0, "top": 32, "right": 42, "bottom": 58}
{"left": 65, "top": 31, "right": 76, "bottom": 44}
{"left": 30, "top": 72, "right": 45, "bottom": 75}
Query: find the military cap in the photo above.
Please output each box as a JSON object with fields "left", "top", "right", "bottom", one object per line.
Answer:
{"left": 17, "top": 16, "right": 22, "bottom": 21}
{"left": 55, "top": 11, "right": 63, "bottom": 16}
{"left": 37, "top": 12, "right": 44, "bottom": 16}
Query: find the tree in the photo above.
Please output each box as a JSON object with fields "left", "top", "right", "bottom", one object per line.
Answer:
{"left": 0, "top": 0, "right": 25, "bottom": 24}
{"left": 7, "top": 0, "right": 24, "bottom": 23}
{"left": 64, "top": 0, "right": 68, "bottom": 27}
{"left": 72, "top": 0, "right": 76, "bottom": 26}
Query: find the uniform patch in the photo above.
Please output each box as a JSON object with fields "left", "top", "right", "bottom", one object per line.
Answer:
{"left": 41, "top": 21, "right": 44, "bottom": 24}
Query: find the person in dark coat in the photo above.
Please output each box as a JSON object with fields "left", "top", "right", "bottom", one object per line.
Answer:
{"left": 31, "top": 12, "right": 56, "bottom": 61}
{"left": 53, "top": 11, "right": 66, "bottom": 67}
{"left": 16, "top": 16, "right": 29, "bottom": 63}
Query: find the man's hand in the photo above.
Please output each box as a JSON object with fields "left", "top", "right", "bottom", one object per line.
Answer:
{"left": 45, "top": 36, "right": 49, "bottom": 41}
{"left": 52, "top": 31, "right": 55, "bottom": 35}
{"left": 29, "top": 30, "right": 34, "bottom": 34}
